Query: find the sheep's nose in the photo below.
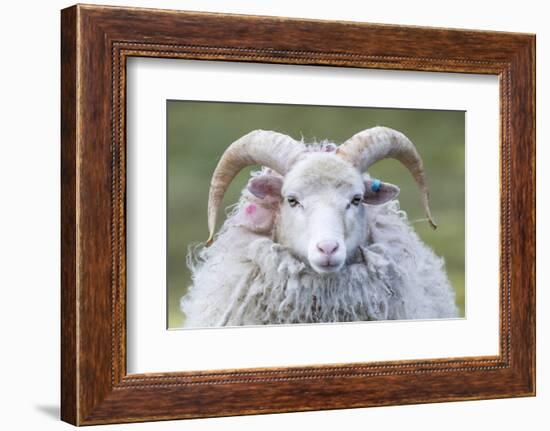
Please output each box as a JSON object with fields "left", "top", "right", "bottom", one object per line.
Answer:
{"left": 316, "top": 240, "right": 339, "bottom": 256}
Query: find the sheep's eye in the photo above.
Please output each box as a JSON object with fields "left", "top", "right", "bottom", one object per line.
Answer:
{"left": 287, "top": 196, "right": 299, "bottom": 207}
{"left": 351, "top": 195, "right": 363, "bottom": 206}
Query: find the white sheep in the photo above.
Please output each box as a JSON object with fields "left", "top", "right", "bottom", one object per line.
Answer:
{"left": 181, "top": 127, "right": 458, "bottom": 327}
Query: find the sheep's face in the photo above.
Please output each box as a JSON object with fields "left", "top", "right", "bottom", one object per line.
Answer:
{"left": 248, "top": 152, "right": 400, "bottom": 274}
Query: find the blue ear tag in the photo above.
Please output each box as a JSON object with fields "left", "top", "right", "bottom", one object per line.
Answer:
{"left": 371, "top": 178, "right": 382, "bottom": 192}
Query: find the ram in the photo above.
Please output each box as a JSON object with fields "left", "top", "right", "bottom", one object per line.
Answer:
{"left": 181, "top": 127, "right": 458, "bottom": 327}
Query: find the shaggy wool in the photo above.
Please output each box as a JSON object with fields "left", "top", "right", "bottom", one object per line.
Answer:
{"left": 180, "top": 178, "right": 458, "bottom": 327}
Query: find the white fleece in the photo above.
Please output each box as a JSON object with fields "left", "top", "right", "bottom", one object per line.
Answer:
{"left": 181, "top": 186, "right": 458, "bottom": 327}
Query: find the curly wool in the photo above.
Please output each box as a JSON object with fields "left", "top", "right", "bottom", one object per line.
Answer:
{"left": 181, "top": 198, "right": 458, "bottom": 328}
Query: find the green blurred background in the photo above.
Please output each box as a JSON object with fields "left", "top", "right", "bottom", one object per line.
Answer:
{"left": 167, "top": 100, "right": 465, "bottom": 329}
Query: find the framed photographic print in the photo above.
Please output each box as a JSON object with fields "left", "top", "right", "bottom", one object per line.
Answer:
{"left": 61, "top": 4, "right": 535, "bottom": 425}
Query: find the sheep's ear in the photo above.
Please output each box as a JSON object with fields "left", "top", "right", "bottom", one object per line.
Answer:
{"left": 363, "top": 179, "right": 400, "bottom": 205}
{"left": 248, "top": 175, "right": 283, "bottom": 199}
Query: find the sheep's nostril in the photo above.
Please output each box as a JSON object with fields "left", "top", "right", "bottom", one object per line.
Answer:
{"left": 316, "top": 240, "right": 339, "bottom": 256}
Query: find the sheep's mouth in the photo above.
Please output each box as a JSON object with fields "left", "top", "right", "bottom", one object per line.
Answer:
{"left": 310, "top": 259, "right": 345, "bottom": 274}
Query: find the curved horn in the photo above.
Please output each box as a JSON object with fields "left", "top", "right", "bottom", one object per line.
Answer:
{"left": 206, "top": 130, "right": 304, "bottom": 245}
{"left": 337, "top": 126, "right": 437, "bottom": 229}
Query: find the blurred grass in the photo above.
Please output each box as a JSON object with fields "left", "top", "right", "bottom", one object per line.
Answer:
{"left": 167, "top": 101, "right": 465, "bottom": 328}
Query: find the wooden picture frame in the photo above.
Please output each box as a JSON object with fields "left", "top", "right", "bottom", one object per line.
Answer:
{"left": 61, "top": 4, "right": 535, "bottom": 425}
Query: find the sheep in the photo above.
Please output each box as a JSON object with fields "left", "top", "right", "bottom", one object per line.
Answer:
{"left": 180, "top": 127, "right": 458, "bottom": 327}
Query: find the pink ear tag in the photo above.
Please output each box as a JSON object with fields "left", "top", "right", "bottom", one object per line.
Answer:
{"left": 245, "top": 203, "right": 257, "bottom": 215}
